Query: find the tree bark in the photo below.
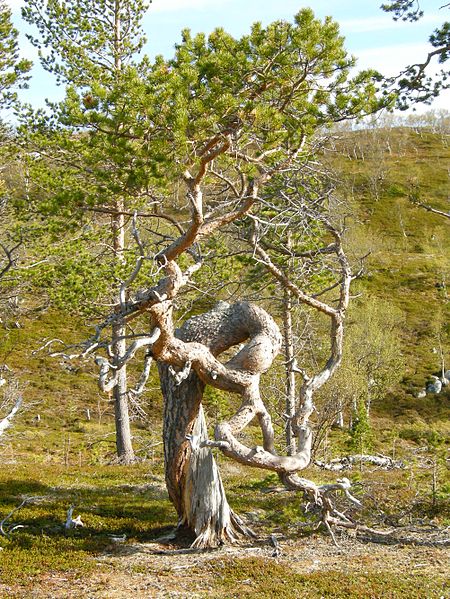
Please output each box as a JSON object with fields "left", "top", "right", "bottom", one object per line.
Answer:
{"left": 112, "top": 320, "right": 134, "bottom": 463}
{"left": 158, "top": 303, "right": 253, "bottom": 547}
{"left": 111, "top": 198, "right": 135, "bottom": 463}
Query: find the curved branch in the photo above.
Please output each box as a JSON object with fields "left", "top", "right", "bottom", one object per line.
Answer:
{"left": 0, "top": 240, "right": 21, "bottom": 280}
{"left": 412, "top": 200, "right": 450, "bottom": 220}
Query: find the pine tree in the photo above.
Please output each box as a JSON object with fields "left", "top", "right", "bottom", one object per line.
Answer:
{"left": 21, "top": 0, "right": 154, "bottom": 463}
{"left": 0, "top": 0, "right": 31, "bottom": 110}
{"left": 20, "top": 5, "right": 393, "bottom": 543}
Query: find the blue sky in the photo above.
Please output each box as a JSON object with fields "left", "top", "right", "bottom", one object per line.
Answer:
{"left": 6, "top": 0, "right": 450, "bottom": 112}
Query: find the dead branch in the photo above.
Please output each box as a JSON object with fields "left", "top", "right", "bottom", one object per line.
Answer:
{"left": 0, "top": 240, "right": 21, "bottom": 280}
{"left": 250, "top": 206, "right": 352, "bottom": 439}
{"left": 65, "top": 505, "right": 84, "bottom": 529}
{"left": 314, "top": 454, "right": 405, "bottom": 471}
{"left": 82, "top": 205, "right": 185, "bottom": 235}
{"left": 412, "top": 200, "right": 450, "bottom": 220}
{"left": 129, "top": 351, "right": 153, "bottom": 396}
{"left": 0, "top": 395, "right": 23, "bottom": 437}
{"left": 0, "top": 496, "right": 47, "bottom": 537}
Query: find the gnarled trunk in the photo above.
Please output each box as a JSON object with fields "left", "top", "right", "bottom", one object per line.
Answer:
{"left": 159, "top": 362, "right": 250, "bottom": 548}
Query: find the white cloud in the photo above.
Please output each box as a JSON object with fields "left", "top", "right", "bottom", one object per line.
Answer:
{"left": 356, "top": 42, "right": 434, "bottom": 75}
{"left": 340, "top": 14, "right": 440, "bottom": 34}
{"left": 354, "top": 41, "right": 450, "bottom": 111}
{"left": 4, "top": 0, "right": 24, "bottom": 10}
{"left": 149, "top": 0, "right": 230, "bottom": 12}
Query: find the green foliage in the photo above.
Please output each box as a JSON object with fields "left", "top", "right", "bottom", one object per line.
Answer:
{"left": 22, "top": 0, "right": 149, "bottom": 86}
{"left": 203, "top": 385, "right": 235, "bottom": 422}
{"left": 0, "top": 463, "right": 175, "bottom": 583}
{"left": 18, "top": 5, "right": 393, "bottom": 219}
{"left": 321, "top": 296, "right": 404, "bottom": 436}
{"left": 0, "top": 0, "right": 32, "bottom": 109}
{"left": 19, "top": 229, "right": 114, "bottom": 316}
{"left": 210, "top": 559, "right": 447, "bottom": 598}
{"left": 399, "top": 426, "right": 445, "bottom": 448}
{"left": 381, "top": 1, "right": 423, "bottom": 21}
{"left": 349, "top": 400, "right": 374, "bottom": 454}
{"left": 328, "top": 127, "right": 450, "bottom": 392}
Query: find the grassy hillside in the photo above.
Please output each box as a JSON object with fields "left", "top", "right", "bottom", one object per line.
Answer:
{"left": 1, "top": 126, "right": 448, "bottom": 463}
{"left": 1, "top": 126, "right": 448, "bottom": 456}
{"left": 0, "top": 126, "right": 449, "bottom": 597}
{"left": 328, "top": 127, "right": 449, "bottom": 386}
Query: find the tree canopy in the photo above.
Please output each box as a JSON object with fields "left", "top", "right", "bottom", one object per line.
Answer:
{"left": 12, "top": 2, "right": 398, "bottom": 546}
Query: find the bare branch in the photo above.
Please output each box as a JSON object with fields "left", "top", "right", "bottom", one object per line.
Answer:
{"left": 129, "top": 351, "right": 153, "bottom": 396}
{"left": 0, "top": 240, "right": 21, "bottom": 280}
{"left": 252, "top": 240, "right": 337, "bottom": 318}
{"left": 0, "top": 395, "right": 23, "bottom": 437}
{"left": 0, "top": 496, "right": 46, "bottom": 537}
{"left": 65, "top": 505, "right": 84, "bottom": 529}
{"left": 83, "top": 205, "right": 185, "bottom": 235}
{"left": 412, "top": 200, "right": 450, "bottom": 220}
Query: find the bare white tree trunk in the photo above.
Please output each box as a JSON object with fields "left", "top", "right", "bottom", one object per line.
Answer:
{"left": 183, "top": 405, "right": 251, "bottom": 547}
{"left": 0, "top": 395, "right": 22, "bottom": 437}
{"left": 111, "top": 200, "right": 135, "bottom": 463}
{"left": 282, "top": 287, "right": 297, "bottom": 455}
{"left": 335, "top": 401, "right": 344, "bottom": 428}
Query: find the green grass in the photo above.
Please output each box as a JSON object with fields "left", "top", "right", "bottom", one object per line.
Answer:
{"left": 327, "top": 127, "right": 450, "bottom": 392}
{"left": 0, "top": 463, "right": 175, "bottom": 583}
{"left": 204, "top": 557, "right": 449, "bottom": 598}
{"left": 0, "top": 453, "right": 448, "bottom": 594}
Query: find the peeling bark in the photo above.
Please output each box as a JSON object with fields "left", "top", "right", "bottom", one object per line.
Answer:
{"left": 183, "top": 406, "right": 253, "bottom": 548}
{"left": 158, "top": 302, "right": 263, "bottom": 546}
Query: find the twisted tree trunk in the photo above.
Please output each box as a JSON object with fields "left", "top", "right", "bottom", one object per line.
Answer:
{"left": 158, "top": 302, "right": 255, "bottom": 547}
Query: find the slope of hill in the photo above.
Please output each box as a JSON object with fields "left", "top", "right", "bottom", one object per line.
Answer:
{"left": 1, "top": 126, "right": 448, "bottom": 458}
{"left": 0, "top": 127, "right": 448, "bottom": 597}
{"left": 329, "top": 127, "right": 449, "bottom": 389}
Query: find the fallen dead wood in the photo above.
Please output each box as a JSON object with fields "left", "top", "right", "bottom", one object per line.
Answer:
{"left": 0, "top": 396, "right": 23, "bottom": 437}
{"left": 0, "top": 496, "right": 47, "bottom": 537}
{"left": 354, "top": 525, "right": 450, "bottom": 547}
{"left": 314, "top": 454, "right": 405, "bottom": 471}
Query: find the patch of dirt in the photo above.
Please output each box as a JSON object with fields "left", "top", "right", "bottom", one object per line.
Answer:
{"left": 2, "top": 533, "right": 448, "bottom": 598}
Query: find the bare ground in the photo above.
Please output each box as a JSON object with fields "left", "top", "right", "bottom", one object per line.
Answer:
{"left": 2, "top": 532, "right": 449, "bottom": 598}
